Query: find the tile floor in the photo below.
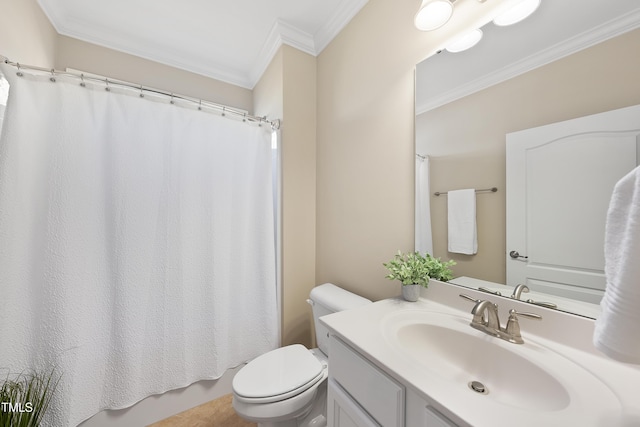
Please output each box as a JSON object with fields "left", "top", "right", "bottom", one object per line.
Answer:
{"left": 148, "top": 394, "right": 255, "bottom": 427}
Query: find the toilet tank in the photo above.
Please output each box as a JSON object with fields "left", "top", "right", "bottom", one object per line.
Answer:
{"left": 308, "top": 283, "right": 371, "bottom": 355}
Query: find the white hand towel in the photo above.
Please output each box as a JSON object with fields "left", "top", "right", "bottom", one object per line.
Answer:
{"left": 447, "top": 189, "right": 478, "bottom": 255}
{"left": 593, "top": 166, "right": 640, "bottom": 364}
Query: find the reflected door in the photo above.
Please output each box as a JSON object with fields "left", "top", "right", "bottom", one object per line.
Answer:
{"left": 506, "top": 104, "right": 640, "bottom": 304}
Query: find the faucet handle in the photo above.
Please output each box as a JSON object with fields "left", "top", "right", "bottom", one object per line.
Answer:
{"left": 479, "top": 287, "right": 502, "bottom": 296}
{"left": 525, "top": 299, "right": 558, "bottom": 309}
{"left": 509, "top": 310, "right": 542, "bottom": 320}
{"left": 459, "top": 293, "right": 481, "bottom": 303}
{"left": 504, "top": 309, "right": 542, "bottom": 344}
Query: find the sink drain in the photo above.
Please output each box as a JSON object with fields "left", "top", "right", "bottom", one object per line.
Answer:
{"left": 468, "top": 380, "right": 488, "bottom": 395}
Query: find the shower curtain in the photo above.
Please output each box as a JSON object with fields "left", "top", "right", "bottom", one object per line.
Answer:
{"left": 415, "top": 155, "right": 433, "bottom": 254}
{"left": 0, "top": 64, "right": 278, "bottom": 426}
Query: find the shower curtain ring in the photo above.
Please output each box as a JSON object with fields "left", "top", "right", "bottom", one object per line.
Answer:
{"left": 139, "top": 85, "right": 144, "bottom": 98}
{"left": 243, "top": 113, "right": 246, "bottom": 122}
{"left": 222, "top": 106, "right": 226, "bottom": 117}
{"left": 105, "top": 79, "right": 111, "bottom": 92}
{"left": 170, "top": 93, "right": 174, "bottom": 104}
{"left": 80, "top": 74, "right": 86, "bottom": 87}
{"left": 198, "top": 100, "right": 202, "bottom": 111}
{"left": 49, "top": 69, "right": 56, "bottom": 83}
{"left": 16, "top": 63, "right": 23, "bottom": 77}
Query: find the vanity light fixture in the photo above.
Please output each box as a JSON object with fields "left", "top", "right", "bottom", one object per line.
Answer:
{"left": 446, "top": 28, "right": 483, "bottom": 52}
{"left": 415, "top": 0, "right": 542, "bottom": 53}
{"left": 414, "top": 0, "right": 453, "bottom": 31}
{"left": 493, "top": 0, "right": 541, "bottom": 26}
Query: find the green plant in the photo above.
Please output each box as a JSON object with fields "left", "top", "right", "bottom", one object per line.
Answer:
{"left": 0, "top": 368, "right": 60, "bottom": 427}
{"left": 423, "top": 253, "right": 456, "bottom": 282}
{"left": 383, "top": 251, "right": 456, "bottom": 287}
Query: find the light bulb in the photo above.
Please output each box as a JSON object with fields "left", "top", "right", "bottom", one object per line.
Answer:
{"left": 446, "top": 28, "right": 483, "bottom": 53}
{"left": 415, "top": 0, "right": 453, "bottom": 31}
{"left": 493, "top": 0, "right": 541, "bottom": 26}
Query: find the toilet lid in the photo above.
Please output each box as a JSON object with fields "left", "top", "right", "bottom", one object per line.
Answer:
{"left": 233, "top": 344, "right": 324, "bottom": 401}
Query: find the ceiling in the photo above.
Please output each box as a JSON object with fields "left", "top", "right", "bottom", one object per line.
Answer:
{"left": 416, "top": 0, "right": 640, "bottom": 113}
{"left": 37, "top": 0, "right": 369, "bottom": 89}
{"left": 34, "top": 0, "right": 640, "bottom": 99}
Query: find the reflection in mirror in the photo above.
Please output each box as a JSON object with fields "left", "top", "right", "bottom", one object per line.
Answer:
{"left": 415, "top": 0, "right": 640, "bottom": 319}
{"left": 0, "top": 74, "right": 8, "bottom": 133}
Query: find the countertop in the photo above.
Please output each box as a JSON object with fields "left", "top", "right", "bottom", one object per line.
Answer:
{"left": 320, "top": 280, "right": 640, "bottom": 427}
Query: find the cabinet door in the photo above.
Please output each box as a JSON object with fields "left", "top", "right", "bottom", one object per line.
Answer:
{"left": 330, "top": 336, "right": 404, "bottom": 427}
{"left": 425, "top": 406, "right": 458, "bottom": 427}
{"left": 328, "top": 379, "right": 379, "bottom": 427}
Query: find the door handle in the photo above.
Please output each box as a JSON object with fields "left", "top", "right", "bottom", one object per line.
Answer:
{"left": 509, "top": 250, "right": 528, "bottom": 259}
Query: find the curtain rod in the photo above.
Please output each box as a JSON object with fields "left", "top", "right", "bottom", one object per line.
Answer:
{"left": 1, "top": 56, "right": 281, "bottom": 130}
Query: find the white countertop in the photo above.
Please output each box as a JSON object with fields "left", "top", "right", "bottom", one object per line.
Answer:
{"left": 320, "top": 280, "right": 640, "bottom": 427}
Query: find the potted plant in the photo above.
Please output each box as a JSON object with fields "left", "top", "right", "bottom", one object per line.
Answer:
{"left": 383, "top": 251, "right": 456, "bottom": 301}
{"left": 0, "top": 367, "right": 60, "bottom": 427}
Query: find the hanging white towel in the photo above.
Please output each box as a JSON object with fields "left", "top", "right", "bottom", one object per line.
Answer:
{"left": 593, "top": 166, "right": 640, "bottom": 364}
{"left": 447, "top": 189, "right": 478, "bottom": 255}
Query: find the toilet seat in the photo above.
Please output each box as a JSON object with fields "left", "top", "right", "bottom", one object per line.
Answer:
{"left": 233, "top": 344, "right": 325, "bottom": 404}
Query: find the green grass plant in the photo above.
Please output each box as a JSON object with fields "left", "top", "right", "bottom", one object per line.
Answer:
{"left": 0, "top": 368, "right": 60, "bottom": 427}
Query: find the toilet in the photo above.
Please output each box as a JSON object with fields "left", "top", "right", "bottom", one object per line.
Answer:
{"left": 232, "top": 283, "right": 371, "bottom": 427}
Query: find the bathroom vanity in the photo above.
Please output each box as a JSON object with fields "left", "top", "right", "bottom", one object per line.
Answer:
{"left": 320, "top": 280, "right": 640, "bottom": 427}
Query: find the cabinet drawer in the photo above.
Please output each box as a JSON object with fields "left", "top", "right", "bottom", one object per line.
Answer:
{"left": 330, "top": 336, "right": 404, "bottom": 427}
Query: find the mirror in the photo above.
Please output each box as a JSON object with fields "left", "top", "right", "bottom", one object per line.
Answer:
{"left": 0, "top": 74, "right": 8, "bottom": 132}
{"left": 415, "top": 0, "right": 640, "bottom": 319}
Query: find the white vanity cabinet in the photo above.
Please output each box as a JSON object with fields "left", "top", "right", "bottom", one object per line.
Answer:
{"left": 321, "top": 287, "right": 640, "bottom": 427}
{"left": 327, "top": 335, "right": 460, "bottom": 427}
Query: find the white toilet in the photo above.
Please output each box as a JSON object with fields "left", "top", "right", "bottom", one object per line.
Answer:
{"left": 232, "top": 283, "right": 371, "bottom": 427}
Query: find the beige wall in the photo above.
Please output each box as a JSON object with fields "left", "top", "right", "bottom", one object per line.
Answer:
{"left": 314, "top": 0, "right": 503, "bottom": 301}
{"left": 55, "top": 36, "right": 253, "bottom": 112}
{"left": 281, "top": 46, "right": 317, "bottom": 347}
{"left": 0, "top": 2, "right": 251, "bottom": 111}
{"left": 0, "top": 0, "right": 57, "bottom": 66}
{"left": 417, "top": 28, "right": 640, "bottom": 284}
{"left": 255, "top": 46, "right": 317, "bottom": 347}
{"left": 254, "top": 48, "right": 284, "bottom": 121}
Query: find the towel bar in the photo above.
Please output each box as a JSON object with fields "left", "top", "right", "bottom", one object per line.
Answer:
{"left": 434, "top": 187, "right": 498, "bottom": 196}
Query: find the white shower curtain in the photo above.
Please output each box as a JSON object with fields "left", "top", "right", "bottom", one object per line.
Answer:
{"left": 0, "top": 64, "right": 278, "bottom": 426}
{"left": 415, "top": 155, "right": 433, "bottom": 255}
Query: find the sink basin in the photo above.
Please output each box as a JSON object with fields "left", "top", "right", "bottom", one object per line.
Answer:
{"left": 381, "top": 309, "right": 619, "bottom": 413}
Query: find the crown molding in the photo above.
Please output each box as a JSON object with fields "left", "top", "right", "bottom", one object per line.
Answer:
{"left": 314, "top": 0, "right": 369, "bottom": 53}
{"left": 248, "top": 19, "right": 311, "bottom": 89}
{"left": 39, "top": 0, "right": 368, "bottom": 91}
{"left": 38, "top": 1, "right": 253, "bottom": 88}
{"left": 416, "top": 8, "right": 640, "bottom": 115}
{"left": 248, "top": 0, "right": 369, "bottom": 88}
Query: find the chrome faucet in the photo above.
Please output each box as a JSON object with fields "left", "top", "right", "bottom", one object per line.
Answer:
{"left": 460, "top": 294, "right": 542, "bottom": 344}
{"left": 510, "top": 284, "right": 558, "bottom": 309}
{"left": 510, "top": 284, "right": 529, "bottom": 300}
{"left": 470, "top": 300, "right": 501, "bottom": 337}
